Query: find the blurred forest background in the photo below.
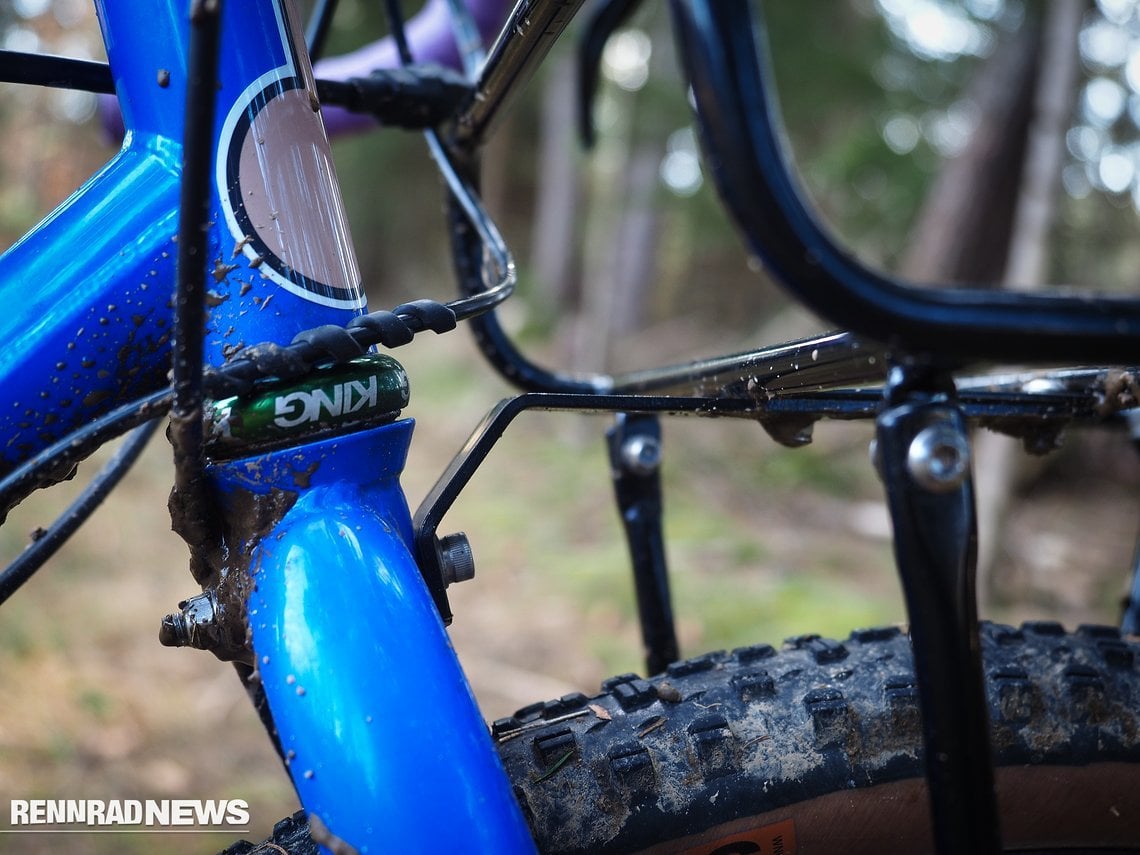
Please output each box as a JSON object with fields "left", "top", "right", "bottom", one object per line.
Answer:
{"left": 1, "top": 0, "right": 1139, "bottom": 852}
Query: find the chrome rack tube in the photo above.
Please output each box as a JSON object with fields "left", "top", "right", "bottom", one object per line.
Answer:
{"left": 452, "top": 0, "right": 588, "bottom": 147}
{"left": 609, "top": 331, "right": 886, "bottom": 398}
{"left": 425, "top": 128, "right": 518, "bottom": 322}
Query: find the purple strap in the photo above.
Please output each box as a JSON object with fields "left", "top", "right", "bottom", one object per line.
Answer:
{"left": 316, "top": 0, "right": 510, "bottom": 136}
{"left": 101, "top": 0, "right": 511, "bottom": 141}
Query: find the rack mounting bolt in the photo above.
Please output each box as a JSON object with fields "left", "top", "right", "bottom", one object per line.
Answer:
{"left": 620, "top": 435, "right": 662, "bottom": 475}
{"left": 907, "top": 423, "right": 970, "bottom": 493}
{"left": 438, "top": 533, "right": 476, "bottom": 586}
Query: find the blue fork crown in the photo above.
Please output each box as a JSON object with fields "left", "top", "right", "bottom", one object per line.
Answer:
{"left": 0, "top": 0, "right": 535, "bottom": 847}
{"left": 209, "top": 419, "right": 535, "bottom": 853}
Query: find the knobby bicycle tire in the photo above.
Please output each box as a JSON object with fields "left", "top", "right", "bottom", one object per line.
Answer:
{"left": 226, "top": 622, "right": 1140, "bottom": 854}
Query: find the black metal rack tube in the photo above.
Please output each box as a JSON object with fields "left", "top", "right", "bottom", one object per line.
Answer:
{"left": 670, "top": 0, "right": 1140, "bottom": 366}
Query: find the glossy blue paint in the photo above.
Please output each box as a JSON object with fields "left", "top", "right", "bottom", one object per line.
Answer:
{"left": 0, "top": 0, "right": 361, "bottom": 471}
{"left": 211, "top": 421, "right": 535, "bottom": 853}
{"left": 2, "top": 1, "right": 533, "bottom": 847}
{"left": 0, "top": 143, "right": 179, "bottom": 467}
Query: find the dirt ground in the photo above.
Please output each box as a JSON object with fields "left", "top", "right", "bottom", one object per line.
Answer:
{"left": 0, "top": 329, "right": 1135, "bottom": 854}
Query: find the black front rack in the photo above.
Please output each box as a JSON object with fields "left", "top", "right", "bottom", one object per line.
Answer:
{"left": 432, "top": 3, "right": 1140, "bottom": 854}
{"left": 3, "top": 2, "right": 1138, "bottom": 852}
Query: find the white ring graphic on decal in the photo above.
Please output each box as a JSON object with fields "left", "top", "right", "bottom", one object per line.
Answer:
{"left": 214, "top": 3, "right": 363, "bottom": 310}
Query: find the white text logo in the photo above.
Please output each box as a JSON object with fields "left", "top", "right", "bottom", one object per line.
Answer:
{"left": 274, "top": 376, "right": 379, "bottom": 428}
{"left": 9, "top": 799, "right": 250, "bottom": 828}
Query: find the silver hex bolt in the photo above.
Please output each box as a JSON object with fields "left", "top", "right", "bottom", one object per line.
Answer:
{"left": 438, "top": 532, "right": 475, "bottom": 586}
{"left": 620, "top": 434, "right": 662, "bottom": 475}
{"left": 159, "top": 590, "right": 218, "bottom": 649}
{"left": 907, "top": 423, "right": 970, "bottom": 493}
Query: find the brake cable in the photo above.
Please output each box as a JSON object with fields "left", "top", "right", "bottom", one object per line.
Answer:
{"left": 0, "top": 0, "right": 516, "bottom": 601}
{"left": 0, "top": 420, "right": 161, "bottom": 608}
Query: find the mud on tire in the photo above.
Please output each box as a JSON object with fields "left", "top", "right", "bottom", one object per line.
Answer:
{"left": 495, "top": 622, "right": 1140, "bottom": 853}
{"left": 227, "top": 622, "right": 1140, "bottom": 853}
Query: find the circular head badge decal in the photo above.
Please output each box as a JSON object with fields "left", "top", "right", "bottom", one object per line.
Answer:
{"left": 216, "top": 1, "right": 364, "bottom": 310}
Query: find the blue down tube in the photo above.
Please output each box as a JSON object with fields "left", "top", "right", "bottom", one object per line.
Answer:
{"left": 210, "top": 420, "right": 536, "bottom": 853}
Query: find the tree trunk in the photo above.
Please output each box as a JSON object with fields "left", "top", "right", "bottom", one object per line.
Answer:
{"left": 531, "top": 52, "right": 585, "bottom": 314}
{"left": 899, "top": 26, "right": 1040, "bottom": 285}
{"left": 972, "top": 0, "right": 1084, "bottom": 611}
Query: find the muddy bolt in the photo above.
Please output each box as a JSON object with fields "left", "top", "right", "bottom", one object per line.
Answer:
{"left": 907, "top": 423, "right": 970, "bottom": 493}
{"left": 159, "top": 612, "right": 190, "bottom": 647}
{"left": 620, "top": 435, "right": 662, "bottom": 475}
{"left": 159, "top": 591, "right": 218, "bottom": 649}
{"left": 438, "top": 533, "right": 475, "bottom": 586}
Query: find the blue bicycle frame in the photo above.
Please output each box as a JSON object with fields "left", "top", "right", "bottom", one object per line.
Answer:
{"left": 0, "top": 0, "right": 534, "bottom": 850}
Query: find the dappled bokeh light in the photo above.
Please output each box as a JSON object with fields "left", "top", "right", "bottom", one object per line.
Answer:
{"left": 870, "top": 0, "right": 1140, "bottom": 213}
{"left": 660, "top": 126, "right": 702, "bottom": 197}
{"left": 1069, "top": 0, "right": 1140, "bottom": 209}
{"left": 877, "top": 0, "right": 999, "bottom": 60}
{"left": 601, "top": 27, "right": 652, "bottom": 93}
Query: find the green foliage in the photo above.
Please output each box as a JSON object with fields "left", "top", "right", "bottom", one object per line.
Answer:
{"left": 764, "top": 1, "right": 974, "bottom": 267}
{"left": 77, "top": 687, "right": 113, "bottom": 722}
{"left": 0, "top": 609, "right": 34, "bottom": 657}
{"left": 1055, "top": 188, "right": 1140, "bottom": 293}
